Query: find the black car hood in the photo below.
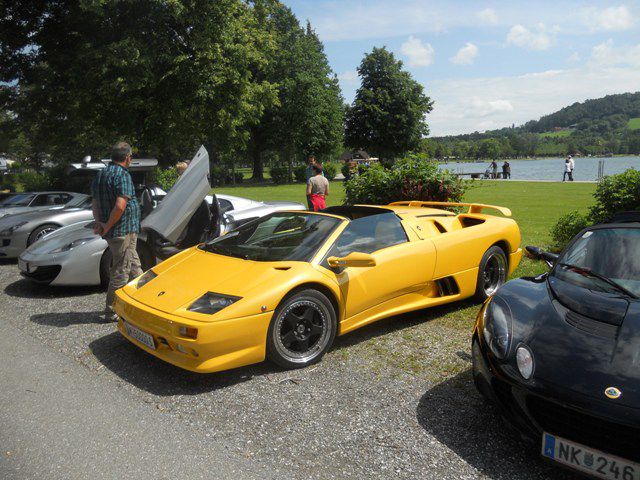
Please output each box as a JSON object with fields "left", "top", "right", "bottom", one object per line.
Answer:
{"left": 498, "top": 276, "right": 640, "bottom": 408}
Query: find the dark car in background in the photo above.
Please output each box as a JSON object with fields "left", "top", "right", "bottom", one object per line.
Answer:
{"left": 472, "top": 211, "right": 640, "bottom": 479}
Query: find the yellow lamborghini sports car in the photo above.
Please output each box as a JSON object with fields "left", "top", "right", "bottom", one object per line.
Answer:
{"left": 114, "top": 202, "right": 522, "bottom": 373}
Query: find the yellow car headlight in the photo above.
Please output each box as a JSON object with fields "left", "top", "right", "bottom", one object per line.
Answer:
{"left": 187, "top": 292, "right": 241, "bottom": 315}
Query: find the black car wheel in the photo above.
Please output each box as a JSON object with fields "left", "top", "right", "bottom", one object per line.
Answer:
{"left": 27, "top": 223, "right": 60, "bottom": 246}
{"left": 267, "top": 289, "right": 337, "bottom": 369}
{"left": 475, "top": 246, "right": 508, "bottom": 301}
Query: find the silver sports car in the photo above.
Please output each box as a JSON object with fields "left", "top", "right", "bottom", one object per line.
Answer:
{"left": 0, "top": 191, "right": 86, "bottom": 219}
{"left": 19, "top": 146, "right": 304, "bottom": 286}
{"left": 0, "top": 194, "right": 93, "bottom": 258}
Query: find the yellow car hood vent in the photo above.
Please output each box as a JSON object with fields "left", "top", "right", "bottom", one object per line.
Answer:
{"left": 130, "top": 250, "right": 296, "bottom": 316}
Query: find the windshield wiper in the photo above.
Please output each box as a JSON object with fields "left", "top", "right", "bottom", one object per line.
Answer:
{"left": 557, "top": 262, "right": 638, "bottom": 299}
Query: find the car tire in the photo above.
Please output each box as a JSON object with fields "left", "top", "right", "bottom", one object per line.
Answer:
{"left": 474, "top": 245, "right": 508, "bottom": 302}
{"left": 99, "top": 247, "right": 112, "bottom": 288}
{"left": 27, "top": 223, "right": 60, "bottom": 246}
{"left": 266, "top": 289, "right": 337, "bottom": 369}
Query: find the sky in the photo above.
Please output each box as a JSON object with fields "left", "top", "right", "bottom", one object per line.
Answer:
{"left": 286, "top": 0, "right": 640, "bottom": 136}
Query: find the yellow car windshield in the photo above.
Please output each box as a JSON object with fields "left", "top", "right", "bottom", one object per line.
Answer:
{"left": 201, "top": 212, "right": 341, "bottom": 262}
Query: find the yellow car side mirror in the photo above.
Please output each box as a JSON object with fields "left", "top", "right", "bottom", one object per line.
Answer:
{"left": 327, "top": 252, "right": 376, "bottom": 268}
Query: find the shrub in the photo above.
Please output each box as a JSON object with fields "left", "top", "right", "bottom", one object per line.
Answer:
{"left": 589, "top": 168, "right": 640, "bottom": 223}
{"left": 18, "top": 171, "right": 52, "bottom": 191}
{"left": 322, "top": 162, "right": 338, "bottom": 181}
{"left": 549, "top": 211, "right": 590, "bottom": 251}
{"left": 294, "top": 164, "right": 307, "bottom": 183}
{"left": 154, "top": 167, "right": 180, "bottom": 191}
{"left": 209, "top": 165, "right": 225, "bottom": 187}
{"left": 341, "top": 163, "right": 352, "bottom": 181}
{"left": 344, "top": 157, "right": 466, "bottom": 205}
{"left": 270, "top": 165, "right": 291, "bottom": 184}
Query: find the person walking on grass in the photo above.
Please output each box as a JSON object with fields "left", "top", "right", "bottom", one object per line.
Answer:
{"left": 91, "top": 141, "right": 142, "bottom": 322}
{"left": 305, "top": 155, "right": 323, "bottom": 210}
{"left": 307, "top": 164, "right": 329, "bottom": 211}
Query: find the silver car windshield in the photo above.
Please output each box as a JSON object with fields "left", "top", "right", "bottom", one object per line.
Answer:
{"left": 1, "top": 194, "right": 34, "bottom": 206}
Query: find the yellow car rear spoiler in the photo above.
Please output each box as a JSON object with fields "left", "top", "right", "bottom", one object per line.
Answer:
{"left": 388, "top": 201, "right": 512, "bottom": 217}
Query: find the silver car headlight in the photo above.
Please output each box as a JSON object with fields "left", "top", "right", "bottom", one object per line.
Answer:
{"left": 187, "top": 292, "right": 241, "bottom": 315}
{"left": 0, "top": 221, "right": 28, "bottom": 236}
{"left": 483, "top": 296, "right": 513, "bottom": 359}
{"left": 136, "top": 270, "right": 157, "bottom": 289}
{"left": 48, "top": 237, "right": 95, "bottom": 254}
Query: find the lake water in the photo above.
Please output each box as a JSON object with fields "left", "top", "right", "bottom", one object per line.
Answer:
{"left": 438, "top": 156, "right": 640, "bottom": 181}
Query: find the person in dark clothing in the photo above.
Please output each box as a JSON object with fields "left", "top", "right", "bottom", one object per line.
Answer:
{"left": 502, "top": 161, "right": 511, "bottom": 179}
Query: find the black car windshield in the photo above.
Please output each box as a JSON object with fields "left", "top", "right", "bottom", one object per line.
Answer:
{"left": 201, "top": 212, "right": 342, "bottom": 262}
{"left": 1, "top": 193, "right": 34, "bottom": 206}
{"left": 556, "top": 227, "right": 640, "bottom": 297}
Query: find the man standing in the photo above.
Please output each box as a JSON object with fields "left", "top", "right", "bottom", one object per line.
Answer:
{"left": 568, "top": 154, "right": 575, "bottom": 181}
{"left": 306, "top": 164, "right": 329, "bottom": 211}
{"left": 304, "top": 155, "right": 323, "bottom": 210}
{"left": 490, "top": 160, "right": 498, "bottom": 179}
{"left": 91, "top": 141, "right": 142, "bottom": 321}
{"left": 502, "top": 161, "right": 511, "bottom": 179}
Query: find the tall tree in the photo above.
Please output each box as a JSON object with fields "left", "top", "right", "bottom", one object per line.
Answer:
{"left": 248, "top": 6, "right": 343, "bottom": 179}
{"left": 345, "top": 47, "right": 433, "bottom": 161}
{"left": 0, "top": 0, "right": 277, "bottom": 164}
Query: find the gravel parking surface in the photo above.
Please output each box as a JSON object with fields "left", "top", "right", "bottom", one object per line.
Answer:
{"left": 1, "top": 260, "right": 574, "bottom": 479}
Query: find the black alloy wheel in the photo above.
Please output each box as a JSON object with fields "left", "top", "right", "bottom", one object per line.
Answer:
{"left": 267, "top": 289, "right": 337, "bottom": 369}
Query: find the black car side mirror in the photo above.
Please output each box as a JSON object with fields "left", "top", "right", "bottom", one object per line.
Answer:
{"left": 525, "top": 245, "right": 558, "bottom": 268}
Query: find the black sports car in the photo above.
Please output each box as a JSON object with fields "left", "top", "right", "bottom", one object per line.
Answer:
{"left": 472, "top": 211, "right": 640, "bottom": 479}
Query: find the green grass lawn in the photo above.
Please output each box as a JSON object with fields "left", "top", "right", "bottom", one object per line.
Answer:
{"left": 540, "top": 129, "right": 573, "bottom": 138}
{"left": 628, "top": 117, "right": 640, "bottom": 130}
{"left": 216, "top": 180, "right": 595, "bottom": 246}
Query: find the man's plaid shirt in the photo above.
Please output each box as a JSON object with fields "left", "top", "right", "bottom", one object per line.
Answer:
{"left": 91, "top": 163, "right": 140, "bottom": 238}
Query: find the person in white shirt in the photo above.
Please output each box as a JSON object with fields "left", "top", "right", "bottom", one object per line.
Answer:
{"left": 563, "top": 155, "right": 574, "bottom": 182}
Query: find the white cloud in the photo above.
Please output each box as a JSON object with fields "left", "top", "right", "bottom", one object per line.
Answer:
{"left": 337, "top": 70, "right": 359, "bottom": 84}
{"left": 427, "top": 61, "right": 640, "bottom": 136}
{"left": 507, "top": 24, "right": 555, "bottom": 51}
{"left": 579, "top": 5, "right": 634, "bottom": 32}
{"left": 567, "top": 52, "right": 581, "bottom": 64}
{"left": 465, "top": 98, "right": 514, "bottom": 117}
{"left": 476, "top": 8, "right": 498, "bottom": 26}
{"left": 400, "top": 36, "right": 435, "bottom": 67}
{"left": 451, "top": 42, "right": 479, "bottom": 65}
{"left": 588, "top": 39, "right": 640, "bottom": 68}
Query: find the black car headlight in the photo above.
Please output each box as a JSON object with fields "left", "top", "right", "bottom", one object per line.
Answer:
{"left": 483, "top": 296, "right": 512, "bottom": 359}
{"left": 136, "top": 270, "right": 157, "bottom": 289}
{"left": 187, "top": 292, "right": 241, "bottom": 315}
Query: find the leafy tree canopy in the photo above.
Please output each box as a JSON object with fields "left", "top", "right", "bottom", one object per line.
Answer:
{"left": 345, "top": 47, "right": 433, "bottom": 161}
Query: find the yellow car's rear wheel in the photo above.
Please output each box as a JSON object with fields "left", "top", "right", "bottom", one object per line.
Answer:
{"left": 475, "top": 246, "right": 508, "bottom": 301}
{"left": 267, "top": 289, "right": 337, "bottom": 369}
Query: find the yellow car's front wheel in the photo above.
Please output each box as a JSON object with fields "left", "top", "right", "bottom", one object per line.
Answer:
{"left": 266, "top": 289, "right": 337, "bottom": 369}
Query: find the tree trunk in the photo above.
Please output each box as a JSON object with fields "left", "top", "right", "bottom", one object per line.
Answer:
{"left": 251, "top": 148, "right": 264, "bottom": 181}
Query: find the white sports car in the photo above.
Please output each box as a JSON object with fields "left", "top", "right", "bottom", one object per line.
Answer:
{"left": 19, "top": 147, "right": 304, "bottom": 286}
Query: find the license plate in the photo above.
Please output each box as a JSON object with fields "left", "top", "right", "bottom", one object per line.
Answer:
{"left": 124, "top": 321, "right": 156, "bottom": 350}
{"left": 542, "top": 432, "right": 640, "bottom": 479}
{"left": 18, "top": 259, "right": 29, "bottom": 272}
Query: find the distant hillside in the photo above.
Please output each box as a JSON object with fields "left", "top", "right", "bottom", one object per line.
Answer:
{"left": 522, "top": 92, "right": 640, "bottom": 134}
{"left": 424, "top": 92, "right": 640, "bottom": 158}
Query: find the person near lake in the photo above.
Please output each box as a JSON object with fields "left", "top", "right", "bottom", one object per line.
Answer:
{"left": 569, "top": 154, "right": 575, "bottom": 180}
{"left": 307, "top": 164, "right": 329, "bottom": 211}
{"left": 305, "top": 155, "right": 323, "bottom": 209}
{"left": 490, "top": 160, "right": 498, "bottom": 179}
{"left": 502, "top": 161, "right": 511, "bottom": 179}
{"left": 563, "top": 155, "right": 574, "bottom": 182}
{"left": 91, "top": 141, "right": 142, "bottom": 322}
